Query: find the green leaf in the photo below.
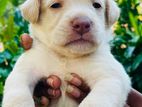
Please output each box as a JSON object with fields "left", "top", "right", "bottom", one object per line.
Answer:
{"left": 124, "top": 46, "right": 135, "bottom": 58}
{"left": 0, "top": 0, "right": 9, "bottom": 16}
{"left": 128, "top": 12, "right": 140, "bottom": 36}
{"left": 0, "top": 68, "right": 9, "bottom": 79}
{"left": 132, "top": 52, "right": 142, "bottom": 71}
{"left": 0, "top": 82, "right": 3, "bottom": 95}
{"left": 0, "top": 56, "right": 4, "bottom": 64}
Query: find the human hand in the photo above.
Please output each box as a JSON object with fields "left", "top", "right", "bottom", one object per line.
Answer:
{"left": 33, "top": 73, "right": 90, "bottom": 107}
{"left": 65, "top": 73, "right": 90, "bottom": 103}
{"left": 126, "top": 89, "right": 142, "bottom": 107}
{"left": 33, "top": 75, "right": 61, "bottom": 107}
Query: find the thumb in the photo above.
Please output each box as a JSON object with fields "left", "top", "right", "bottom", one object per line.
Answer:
{"left": 21, "top": 33, "right": 33, "bottom": 50}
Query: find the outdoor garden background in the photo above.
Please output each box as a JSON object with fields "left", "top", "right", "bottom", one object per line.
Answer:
{"left": 0, "top": 0, "right": 142, "bottom": 106}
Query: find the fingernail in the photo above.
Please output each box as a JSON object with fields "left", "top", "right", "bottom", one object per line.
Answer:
{"left": 66, "top": 85, "right": 74, "bottom": 93}
{"left": 66, "top": 85, "right": 80, "bottom": 98}
{"left": 65, "top": 74, "right": 82, "bottom": 86}
{"left": 71, "top": 77, "right": 82, "bottom": 86}
{"left": 64, "top": 74, "right": 73, "bottom": 81}
{"left": 47, "top": 78, "right": 54, "bottom": 87}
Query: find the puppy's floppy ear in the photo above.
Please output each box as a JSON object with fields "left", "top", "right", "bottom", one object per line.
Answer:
{"left": 20, "top": 0, "right": 41, "bottom": 23}
{"left": 105, "top": 0, "right": 120, "bottom": 27}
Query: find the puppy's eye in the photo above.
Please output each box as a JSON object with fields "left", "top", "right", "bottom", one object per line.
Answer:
{"left": 93, "top": 2, "right": 102, "bottom": 9}
{"left": 50, "top": 3, "right": 62, "bottom": 8}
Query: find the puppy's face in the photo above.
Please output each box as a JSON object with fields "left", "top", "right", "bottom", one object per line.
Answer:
{"left": 21, "top": 0, "right": 120, "bottom": 58}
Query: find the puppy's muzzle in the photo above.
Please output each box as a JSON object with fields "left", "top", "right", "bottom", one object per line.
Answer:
{"left": 71, "top": 16, "right": 93, "bottom": 35}
{"left": 65, "top": 16, "right": 94, "bottom": 46}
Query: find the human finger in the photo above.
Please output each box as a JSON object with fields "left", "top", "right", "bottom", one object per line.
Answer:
{"left": 20, "top": 33, "right": 33, "bottom": 50}
{"left": 47, "top": 75, "right": 61, "bottom": 89}
{"left": 65, "top": 73, "right": 90, "bottom": 93}
{"left": 66, "top": 85, "right": 87, "bottom": 103}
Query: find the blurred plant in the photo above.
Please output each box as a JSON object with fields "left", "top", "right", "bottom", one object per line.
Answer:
{"left": 111, "top": 0, "right": 142, "bottom": 92}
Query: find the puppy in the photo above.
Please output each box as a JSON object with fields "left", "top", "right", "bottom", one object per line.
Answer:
{"left": 2, "top": 0, "right": 131, "bottom": 107}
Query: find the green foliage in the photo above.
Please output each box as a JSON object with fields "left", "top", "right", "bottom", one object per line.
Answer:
{"left": 0, "top": 0, "right": 141, "bottom": 106}
{"left": 112, "top": 0, "right": 142, "bottom": 92}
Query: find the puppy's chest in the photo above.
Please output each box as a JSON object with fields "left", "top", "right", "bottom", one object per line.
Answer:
{"left": 31, "top": 48, "right": 111, "bottom": 86}
{"left": 31, "top": 46, "right": 106, "bottom": 83}
{"left": 36, "top": 56, "right": 98, "bottom": 84}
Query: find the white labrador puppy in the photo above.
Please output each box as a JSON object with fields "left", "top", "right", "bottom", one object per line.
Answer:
{"left": 2, "top": 0, "right": 131, "bottom": 107}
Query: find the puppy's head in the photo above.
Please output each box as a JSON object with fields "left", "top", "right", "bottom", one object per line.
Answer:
{"left": 20, "top": 0, "right": 120, "bottom": 58}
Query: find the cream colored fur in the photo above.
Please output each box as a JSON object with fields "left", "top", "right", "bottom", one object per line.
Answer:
{"left": 2, "top": 0, "right": 131, "bottom": 107}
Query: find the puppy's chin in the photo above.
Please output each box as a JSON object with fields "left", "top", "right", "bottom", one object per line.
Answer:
{"left": 51, "top": 42, "right": 96, "bottom": 58}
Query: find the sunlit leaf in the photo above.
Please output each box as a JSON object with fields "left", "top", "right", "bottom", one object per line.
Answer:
{"left": 0, "top": 0, "right": 9, "bottom": 16}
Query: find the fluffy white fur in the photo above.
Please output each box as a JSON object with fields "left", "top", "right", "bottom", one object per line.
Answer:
{"left": 2, "top": 0, "right": 131, "bottom": 107}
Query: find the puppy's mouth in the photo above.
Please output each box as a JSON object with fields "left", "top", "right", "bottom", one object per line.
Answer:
{"left": 65, "top": 37, "right": 94, "bottom": 46}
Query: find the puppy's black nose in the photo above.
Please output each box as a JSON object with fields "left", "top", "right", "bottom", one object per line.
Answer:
{"left": 71, "top": 16, "right": 92, "bottom": 35}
